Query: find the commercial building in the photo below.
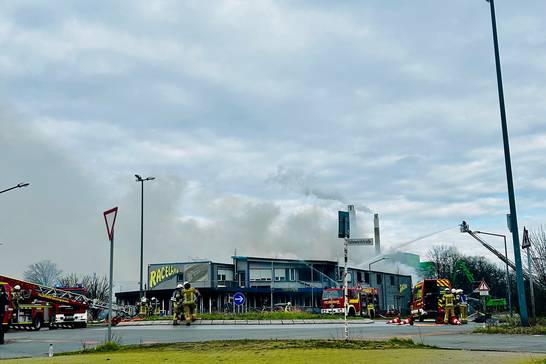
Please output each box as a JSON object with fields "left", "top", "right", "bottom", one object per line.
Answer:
{"left": 116, "top": 256, "right": 412, "bottom": 315}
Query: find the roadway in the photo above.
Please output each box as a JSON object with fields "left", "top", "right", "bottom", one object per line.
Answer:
{"left": 1, "top": 322, "right": 545, "bottom": 359}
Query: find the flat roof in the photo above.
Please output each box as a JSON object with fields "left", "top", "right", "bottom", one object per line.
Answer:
{"left": 232, "top": 256, "right": 337, "bottom": 265}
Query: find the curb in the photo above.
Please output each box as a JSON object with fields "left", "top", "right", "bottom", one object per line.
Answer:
{"left": 117, "top": 319, "right": 375, "bottom": 327}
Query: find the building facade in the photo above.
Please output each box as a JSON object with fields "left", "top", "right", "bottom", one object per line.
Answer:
{"left": 116, "top": 256, "right": 412, "bottom": 315}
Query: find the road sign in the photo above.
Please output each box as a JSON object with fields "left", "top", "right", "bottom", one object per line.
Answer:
{"left": 103, "top": 207, "right": 118, "bottom": 242}
{"left": 476, "top": 280, "right": 490, "bottom": 296}
{"left": 233, "top": 292, "right": 245, "bottom": 306}
{"left": 347, "top": 238, "right": 373, "bottom": 246}
{"left": 522, "top": 227, "right": 531, "bottom": 249}
{"left": 338, "top": 211, "right": 350, "bottom": 238}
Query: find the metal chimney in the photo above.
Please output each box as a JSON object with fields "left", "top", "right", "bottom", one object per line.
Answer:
{"left": 374, "top": 213, "right": 381, "bottom": 255}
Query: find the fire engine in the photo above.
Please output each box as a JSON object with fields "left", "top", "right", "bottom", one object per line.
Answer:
{"left": 410, "top": 278, "right": 451, "bottom": 322}
{"left": 1, "top": 275, "right": 135, "bottom": 331}
{"left": 321, "top": 287, "right": 379, "bottom": 317}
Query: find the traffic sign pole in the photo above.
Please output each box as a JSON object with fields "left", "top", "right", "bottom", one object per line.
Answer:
{"left": 103, "top": 207, "right": 118, "bottom": 343}
{"left": 343, "top": 237, "right": 348, "bottom": 341}
{"left": 108, "top": 231, "right": 114, "bottom": 342}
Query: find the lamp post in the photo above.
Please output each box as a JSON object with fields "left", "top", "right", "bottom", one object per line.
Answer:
{"left": 485, "top": 0, "right": 528, "bottom": 326}
{"left": 135, "top": 174, "right": 155, "bottom": 300}
{"left": 369, "top": 257, "right": 389, "bottom": 271}
{"left": 475, "top": 231, "right": 512, "bottom": 316}
{"left": 0, "top": 182, "right": 30, "bottom": 195}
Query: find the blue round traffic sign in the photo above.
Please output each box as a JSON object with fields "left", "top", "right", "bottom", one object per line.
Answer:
{"left": 233, "top": 292, "right": 245, "bottom": 306}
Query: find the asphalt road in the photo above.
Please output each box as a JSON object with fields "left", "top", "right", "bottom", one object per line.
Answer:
{"left": 1, "top": 322, "right": 545, "bottom": 359}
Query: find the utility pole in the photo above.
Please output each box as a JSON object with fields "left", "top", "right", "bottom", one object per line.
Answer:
{"left": 486, "top": 0, "right": 529, "bottom": 326}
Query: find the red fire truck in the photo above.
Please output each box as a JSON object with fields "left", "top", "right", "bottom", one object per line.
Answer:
{"left": 321, "top": 287, "right": 379, "bottom": 317}
{"left": 410, "top": 278, "right": 452, "bottom": 322}
{"left": 1, "top": 275, "right": 106, "bottom": 330}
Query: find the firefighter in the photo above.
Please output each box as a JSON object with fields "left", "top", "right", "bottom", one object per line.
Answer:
{"left": 367, "top": 299, "right": 375, "bottom": 319}
{"left": 0, "top": 286, "right": 8, "bottom": 345}
{"left": 181, "top": 281, "right": 200, "bottom": 326}
{"left": 12, "top": 285, "right": 22, "bottom": 310}
{"left": 151, "top": 297, "right": 160, "bottom": 316}
{"left": 443, "top": 287, "right": 455, "bottom": 324}
{"left": 171, "top": 283, "right": 184, "bottom": 325}
{"left": 139, "top": 297, "right": 151, "bottom": 316}
{"left": 457, "top": 289, "right": 468, "bottom": 324}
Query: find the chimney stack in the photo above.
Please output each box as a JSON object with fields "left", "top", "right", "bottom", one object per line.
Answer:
{"left": 374, "top": 213, "right": 381, "bottom": 255}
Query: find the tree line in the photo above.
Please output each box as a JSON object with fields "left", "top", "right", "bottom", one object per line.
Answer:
{"left": 423, "top": 225, "right": 546, "bottom": 316}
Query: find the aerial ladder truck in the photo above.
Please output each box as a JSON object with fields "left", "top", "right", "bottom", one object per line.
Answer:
{"left": 1, "top": 275, "right": 136, "bottom": 331}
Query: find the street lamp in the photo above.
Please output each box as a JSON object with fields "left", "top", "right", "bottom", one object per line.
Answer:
{"left": 475, "top": 230, "right": 512, "bottom": 316}
{"left": 485, "top": 0, "right": 529, "bottom": 326}
{"left": 135, "top": 174, "right": 155, "bottom": 300}
{"left": 369, "top": 257, "right": 389, "bottom": 271}
{"left": 0, "top": 182, "right": 30, "bottom": 195}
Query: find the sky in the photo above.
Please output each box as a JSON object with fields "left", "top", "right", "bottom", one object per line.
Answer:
{"left": 1, "top": 1, "right": 545, "bottom": 290}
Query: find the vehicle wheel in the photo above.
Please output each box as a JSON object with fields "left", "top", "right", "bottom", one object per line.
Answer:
{"left": 348, "top": 307, "right": 356, "bottom": 317}
{"left": 33, "top": 316, "right": 43, "bottom": 331}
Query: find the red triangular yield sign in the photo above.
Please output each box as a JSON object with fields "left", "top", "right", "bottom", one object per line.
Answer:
{"left": 103, "top": 207, "right": 118, "bottom": 241}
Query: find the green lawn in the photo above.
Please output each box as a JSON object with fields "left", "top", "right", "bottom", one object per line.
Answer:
{"left": 143, "top": 311, "right": 364, "bottom": 321}
{"left": 3, "top": 340, "right": 545, "bottom": 364}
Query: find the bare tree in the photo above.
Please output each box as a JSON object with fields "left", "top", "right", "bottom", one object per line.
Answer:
{"left": 23, "top": 260, "right": 62, "bottom": 287}
{"left": 426, "top": 245, "right": 461, "bottom": 279}
{"left": 530, "top": 226, "right": 546, "bottom": 287}
{"left": 59, "top": 273, "right": 109, "bottom": 302}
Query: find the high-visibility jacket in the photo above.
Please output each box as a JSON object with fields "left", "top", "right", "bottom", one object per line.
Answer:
{"left": 182, "top": 288, "right": 198, "bottom": 304}
{"left": 444, "top": 293, "right": 454, "bottom": 307}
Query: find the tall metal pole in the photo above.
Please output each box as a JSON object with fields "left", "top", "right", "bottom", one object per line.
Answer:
{"left": 343, "top": 237, "right": 348, "bottom": 341}
{"left": 503, "top": 236, "right": 513, "bottom": 316}
{"left": 526, "top": 248, "right": 536, "bottom": 320}
{"left": 270, "top": 261, "right": 274, "bottom": 311}
{"left": 139, "top": 180, "right": 144, "bottom": 299}
{"left": 108, "top": 231, "right": 114, "bottom": 342}
{"left": 487, "top": 0, "right": 529, "bottom": 326}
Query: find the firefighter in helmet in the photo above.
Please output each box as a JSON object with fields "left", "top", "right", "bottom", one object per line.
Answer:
{"left": 12, "top": 285, "right": 22, "bottom": 310}
{"left": 456, "top": 289, "right": 468, "bottom": 324}
{"left": 443, "top": 287, "right": 455, "bottom": 324}
{"left": 171, "top": 283, "right": 184, "bottom": 325}
{"left": 138, "top": 297, "right": 148, "bottom": 316}
{"left": 181, "top": 281, "right": 200, "bottom": 325}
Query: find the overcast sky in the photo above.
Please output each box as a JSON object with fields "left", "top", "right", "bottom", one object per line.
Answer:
{"left": 1, "top": 1, "right": 545, "bottom": 289}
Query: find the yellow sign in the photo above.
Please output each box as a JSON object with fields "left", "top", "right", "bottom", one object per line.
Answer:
{"left": 149, "top": 265, "right": 180, "bottom": 288}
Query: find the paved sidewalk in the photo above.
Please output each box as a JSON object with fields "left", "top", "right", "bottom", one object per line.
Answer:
{"left": 118, "top": 319, "right": 375, "bottom": 326}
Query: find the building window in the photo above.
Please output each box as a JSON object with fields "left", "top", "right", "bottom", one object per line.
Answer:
{"left": 376, "top": 274, "right": 382, "bottom": 285}
{"left": 364, "top": 272, "right": 370, "bottom": 284}
{"left": 357, "top": 272, "right": 362, "bottom": 282}
{"left": 177, "top": 273, "right": 184, "bottom": 282}
{"left": 275, "top": 268, "right": 286, "bottom": 281}
{"left": 249, "top": 269, "right": 272, "bottom": 281}
{"left": 218, "top": 274, "right": 227, "bottom": 281}
{"left": 390, "top": 275, "right": 395, "bottom": 286}
{"left": 289, "top": 268, "right": 296, "bottom": 281}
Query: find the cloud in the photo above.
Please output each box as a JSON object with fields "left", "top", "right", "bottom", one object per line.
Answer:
{"left": 1, "top": 1, "right": 546, "bottom": 288}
